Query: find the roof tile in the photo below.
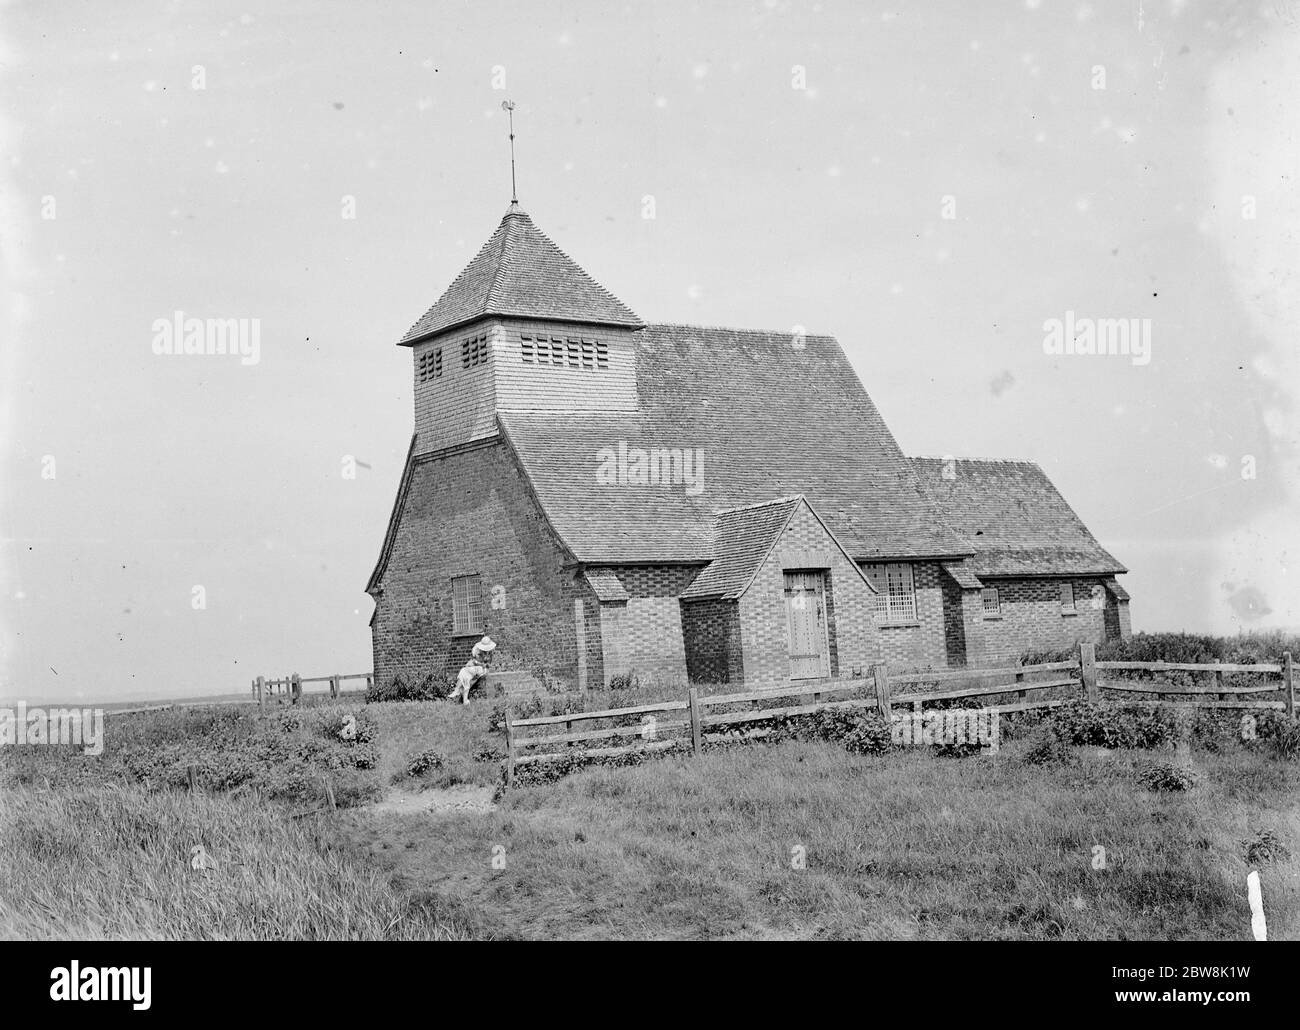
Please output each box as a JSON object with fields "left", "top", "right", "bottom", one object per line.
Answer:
{"left": 398, "top": 205, "right": 643, "bottom": 344}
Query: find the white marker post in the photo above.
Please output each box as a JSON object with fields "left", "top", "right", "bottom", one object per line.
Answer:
{"left": 1247, "top": 870, "right": 1267, "bottom": 941}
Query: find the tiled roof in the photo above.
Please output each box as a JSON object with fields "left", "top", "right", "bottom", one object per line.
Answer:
{"left": 941, "top": 560, "right": 984, "bottom": 590}
{"left": 498, "top": 325, "right": 973, "bottom": 564}
{"left": 679, "top": 496, "right": 804, "bottom": 600}
{"left": 911, "top": 457, "right": 1126, "bottom": 578}
{"left": 584, "top": 568, "right": 630, "bottom": 602}
{"left": 397, "top": 204, "right": 643, "bottom": 344}
{"left": 1105, "top": 578, "right": 1130, "bottom": 602}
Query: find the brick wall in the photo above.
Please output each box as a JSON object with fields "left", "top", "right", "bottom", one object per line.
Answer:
{"left": 979, "top": 577, "right": 1114, "bottom": 662}
{"left": 738, "top": 502, "right": 880, "bottom": 686}
{"left": 1103, "top": 594, "right": 1132, "bottom": 642}
{"left": 597, "top": 565, "right": 699, "bottom": 688}
{"left": 940, "top": 578, "right": 992, "bottom": 667}
{"left": 866, "top": 561, "right": 952, "bottom": 670}
{"left": 681, "top": 599, "right": 744, "bottom": 684}
{"left": 370, "top": 439, "right": 590, "bottom": 691}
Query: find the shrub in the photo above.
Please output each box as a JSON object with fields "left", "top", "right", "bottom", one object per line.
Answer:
{"left": 1135, "top": 760, "right": 1198, "bottom": 792}
{"left": 472, "top": 742, "right": 505, "bottom": 764}
{"left": 932, "top": 740, "right": 983, "bottom": 759}
{"left": 1021, "top": 734, "right": 1076, "bottom": 766}
{"left": 1045, "top": 700, "right": 1177, "bottom": 750}
{"left": 503, "top": 742, "right": 689, "bottom": 791}
{"left": 1253, "top": 712, "right": 1300, "bottom": 760}
{"left": 318, "top": 708, "right": 377, "bottom": 746}
{"left": 771, "top": 708, "right": 894, "bottom": 755}
{"left": 405, "top": 749, "right": 446, "bottom": 778}
{"left": 608, "top": 672, "right": 638, "bottom": 691}
{"left": 1241, "top": 828, "right": 1291, "bottom": 866}
{"left": 367, "top": 672, "right": 447, "bottom": 704}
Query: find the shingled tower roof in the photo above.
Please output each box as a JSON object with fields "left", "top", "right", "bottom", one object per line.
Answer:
{"left": 397, "top": 203, "right": 644, "bottom": 345}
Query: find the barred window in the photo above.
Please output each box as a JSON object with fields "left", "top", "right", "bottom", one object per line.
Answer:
{"left": 1060, "top": 581, "right": 1075, "bottom": 612}
{"left": 863, "top": 563, "right": 916, "bottom": 623}
{"left": 981, "top": 586, "right": 1000, "bottom": 615}
{"left": 595, "top": 340, "right": 609, "bottom": 369}
{"left": 566, "top": 338, "right": 581, "bottom": 367}
{"left": 521, "top": 335, "right": 535, "bottom": 363}
{"left": 461, "top": 334, "right": 489, "bottom": 369}
{"left": 452, "top": 575, "right": 484, "bottom": 636}
{"left": 418, "top": 348, "right": 442, "bottom": 382}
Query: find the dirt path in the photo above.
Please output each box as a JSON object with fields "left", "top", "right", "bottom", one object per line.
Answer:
{"left": 368, "top": 784, "right": 497, "bottom": 816}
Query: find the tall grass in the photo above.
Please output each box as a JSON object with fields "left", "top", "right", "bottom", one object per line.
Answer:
{"left": 341, "top": 738, "right": 1300, "bottom": 941}
{"left": 0, "top": 785, "right": 475, "bottom": 940}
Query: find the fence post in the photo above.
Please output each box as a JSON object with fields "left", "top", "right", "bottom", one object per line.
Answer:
{"left": 330, "top": 674, "right": 339, "bottom": 699}
{"left": 1080, "top": 642, "right": 1098, "bottom": 700}
{"left": 187, "top": 765, "right": 198, "bottom": 792}
{"left": 688, "top": 688, "right": 702, "bottom": 756}
{"left": 873, "top": 664, "right": 892, "bottom": 720}
{"left": 1213, "top": 659, "right": 1224, "bottom": 702}
{"left": 505, "top": 714, "right": 516, "bottom": 788}
{"left": 256, "top": 675, "right": 265, "bottom": 713}
{"left": 1015, "top": 666, "right": 1026, "bottom": 704}
{"left": 1285, "top": 652, "right": 1294, "bottom": 721}
{"left": 291, "top": 673, "right": 301, "bottom": 705}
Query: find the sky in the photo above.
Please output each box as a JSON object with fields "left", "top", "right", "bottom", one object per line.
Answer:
{"left": 1, "top": 0, "right": 1298, "bottom": 705}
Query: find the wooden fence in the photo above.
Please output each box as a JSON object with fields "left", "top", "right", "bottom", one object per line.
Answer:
{"left": 251, "top": 672, "right": 373, "bottom": 710}
{"left": 503, "top": 644, "right": 1295, "bottom": 787}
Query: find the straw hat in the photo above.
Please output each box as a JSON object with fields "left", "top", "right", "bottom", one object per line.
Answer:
{"left": 472, "top": 635, "right": 497, "bottom": 656}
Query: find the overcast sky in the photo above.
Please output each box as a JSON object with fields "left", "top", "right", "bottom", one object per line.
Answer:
{"left": 2, "top": 0, "right": 1298, "bottom": 704}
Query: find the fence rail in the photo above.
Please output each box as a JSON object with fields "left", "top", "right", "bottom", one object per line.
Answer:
{"left": 251, "top": 672, "right": 373, "bottom": 710}
{"left": 503, "top": 645, "right": 1296, "bottom": 786}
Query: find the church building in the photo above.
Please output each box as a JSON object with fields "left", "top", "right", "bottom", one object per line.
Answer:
{"left": 366, "top": 200, "right": 1130, "bottom": 693}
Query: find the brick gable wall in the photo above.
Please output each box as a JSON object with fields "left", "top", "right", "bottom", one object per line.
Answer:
{"left": 737, "top": 503, "right": 880, "bottom": 686}
{"left": 370, "top": 440, "right": 590, "bottom": 692}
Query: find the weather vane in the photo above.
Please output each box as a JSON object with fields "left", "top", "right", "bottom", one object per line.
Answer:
{"left": 501, "top": 100, "right": 518, "bottom": 204}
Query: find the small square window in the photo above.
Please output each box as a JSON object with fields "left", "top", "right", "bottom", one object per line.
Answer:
{"left": 981, "top": 586, "right": 1000, "bottom": 615}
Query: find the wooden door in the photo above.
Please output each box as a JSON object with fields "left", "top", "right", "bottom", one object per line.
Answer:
{"left": 784, "top": 571, "right": 830, "bottom": 679}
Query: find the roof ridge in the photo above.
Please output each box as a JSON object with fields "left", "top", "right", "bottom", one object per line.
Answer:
{"left": 483, "top": 208, "right": 519, "bottom": 312}
{"left": 648, "top": 322, "right": 838, "bottom": 339}
{"left": 711, "top": 494, "right": 805, "bottom": 516}
{"left": 914, "top": 455, "right": 1041, "bottom": 467}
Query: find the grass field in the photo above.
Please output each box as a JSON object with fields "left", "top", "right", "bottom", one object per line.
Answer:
{"left": 2, "top": 685, "right": 1297, "bottom": 940}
